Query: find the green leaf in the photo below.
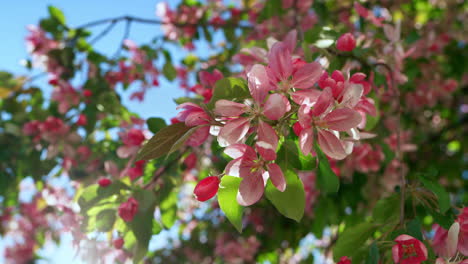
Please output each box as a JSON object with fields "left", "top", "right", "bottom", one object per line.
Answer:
{"left": 276, "top": 140, "right": 301, "bottom": 170}
{"left": 136, "top": 122, "right": 192, "bottom": 161}
{"left": 419, "top": 176, "right": 450, "bottom": 213}
{"left": 146, "top": 117, "right": 166, "bottom": 134}
{"left": 406, "top": 218, "right": 423, "bottom": 241}
{"left": 315, "top": 143, "right": 339, "bottom": 193}
{"left": 78, "top": 181, "right": 127, "bottom": 211}
{"left": 160, "top": 191, "right": 177, "bottom": 229}
{"left": 48, "top": 6, "right": 66, "bottom": 25}
{"left": 218, "top": 176, "right": 243, "bottom": 232}
{"left": 96, "top": 209, "right": 116, "bottom": 232}
{"left": 265, "top": 170, "right": 305, "bottom": 222}
{"left": 372, "top": 194, "right": 400, "bottom": 224}
{"left": 333, "top": 222, "right": 377, "bottom": 262}
{"left": 128, "top": 189, "right": 157, "bottom": 263}
{"left": 163, "top": 62, "right": 177, "bottom": 81}
{"left": 168, "top": 126, "right": 199, "bottom": 155}
{"left": 365, "top": 242, "right": 380, "bottom": 264}
{"left": 207, "top": 77, "right": 250, "bottom": 109}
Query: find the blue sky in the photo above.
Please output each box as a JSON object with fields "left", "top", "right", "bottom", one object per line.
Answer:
{"left": 0, "top": 0, "right": 188, "bottom": 122}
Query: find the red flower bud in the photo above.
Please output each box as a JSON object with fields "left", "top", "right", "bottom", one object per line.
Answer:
{"left": 337, "top": 256, "right": 352, "bottom": 264}
{"left": 98, "top": 178, "right": 112, "bottom": 187}
{"left": 336, "top": 33, "right": 356, "bottom": 52}
{"left": 118, "top": 197, "right": 138, "bottom": 222}
{"left": 76, "top": 114, "right": 87, "bottom": 126}
{"left": 194, "top": 176, "right": 220, "bottom": 202}
{"left": 83, "top": 89, "right": 93, "bottom": 97}
{"left": 113, "top": 238, "right": 124, "bottom": 249}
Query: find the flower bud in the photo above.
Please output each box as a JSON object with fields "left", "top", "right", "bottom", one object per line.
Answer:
{"left": 336, "top": 33, "right": 356, "bottom": 52}
{"left": 98, "top": 178, "right": 112, "bottom": 187}
{"left": 113, "top": 237, "right": 124, "bottom": 249}
{"left": 194, "top": 176, "right": 220, "bottom": 202}
{"left": 118, "top": 197, "right": 138, "bottom": 222}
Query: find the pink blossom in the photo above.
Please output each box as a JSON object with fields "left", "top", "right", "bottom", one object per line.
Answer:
{"left": 215, "top": 65, "right": 289, "bottom": 147}
{"left": 118, "top": 197, "right": 138, "bottom": 222}
{"left": 224, "top": 144, "right": 285, "bottom": 206}
{"left": 297, "top": 88, "right": 361, "bottom": 159}
{"left": 433, "top": 223, "right": 460, "bottom": 258}
{"left": 267, "top": 41, "right": 323, "bottom": 91}
{"left": 176, "top": 102, "right": 211, "bottom": 147}
{"left": 457, "top": 208, "right": 468, "bottom": 256}
{"left": 392, "top": 234, "right": 428, "bottom": 264}
{"left": 336, "top": 33, "right": 356, "bottom": 52}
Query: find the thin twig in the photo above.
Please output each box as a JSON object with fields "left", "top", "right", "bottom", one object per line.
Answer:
{"left": 89, "top": 20, "right": 118, "bottom": 45}
{"left": 113, "top": 19, "right": 132, "bottom": 59}
{"left": 75, "top": 15, "right": 252, "bottom": 30}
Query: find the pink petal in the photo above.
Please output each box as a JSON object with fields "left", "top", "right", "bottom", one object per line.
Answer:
{"left": 283, "top": 30, "right": 297, "bottom": 52}
{"left": 117, "top": 145, "right": 139, "bottom": 159}
{"left": 186, "top": 126, "right": 210, "bottom": 147}
{"left": 267, "top": 163, "right": 286, "bottom": 192}
{"left": 291, "top": 90, "right": 321, "bottom": 106}
{"left": 312, "top": 87, "right": 333, "bottom": 117}
{"left": 214, "top": 100, "right": 247, "bottom": 117}
{"left": 298, "top": 104, "right": 312, "bottom": 128}
{"left": 323, "top": 108, "right": 362, "bottom": 131}
{"left": 263, "top": 93, "right": 289, "bottom": 120}
{"left": 256, "top": 121, "right": 278, "bottom": 161}
{"left": 268, "top": 42, "right": 292, "bottom": 82}
{"left": 350, "top": 72, "right": 366, "bottom": 83}
{"left": 340, "top": 83, "right": 363, "bottom": 108}
{"left": 224, "top": 144, "right": 256, "bottom": 159}
{"left": 217, "top": 117, "right": 250, "bottom": 147}
{"left": 292, "top": 62, "right": 323, "bottom": 89}
{"left": 247, "top": 64, "right": 272, "bottom": 103}
{"left": 392, "top": 244, "right": 400, "bottom": 264}
{"left": 185, "top": 111, "right": 210, "bottom": 126}
{"left": 299, "top": 129, "right": 314, "bottom": 156}
{"left": 237, "top": 171, "right": 265, "bottom": 206}
{"left": 225, "top": 157, "right": 256, "bottom": 177}
{"left": 317, "top": 130, "right": 347, "bottom": 160}
{"left": 331, "top": 70, "right": 345, "bottom": 83}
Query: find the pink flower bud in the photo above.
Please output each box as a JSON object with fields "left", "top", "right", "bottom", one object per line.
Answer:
{"left": 113, "top": 238, "right": 124, "bottom": 249}
{"left": 118, "top": 197, "right": 138, "bottom": 222}
{"left": 98, "top": 178, "right": 112, "bottom": 187}
{"left": 194, "top": 176, "right": 220, "bottom": 202}
{"left": 336, "top": 33, "right": 356, "bottom": 52}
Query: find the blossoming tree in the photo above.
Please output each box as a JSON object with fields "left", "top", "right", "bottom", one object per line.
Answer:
{"left": 0, "top": 0, "right": 467, "bottom": 263}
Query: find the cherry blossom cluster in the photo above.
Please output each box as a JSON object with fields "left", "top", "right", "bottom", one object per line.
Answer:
{"left": 177, "top": 30, "right": 376, "bottom": 206}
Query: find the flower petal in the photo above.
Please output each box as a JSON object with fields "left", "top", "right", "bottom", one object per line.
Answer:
{"left": 237, "top": 171, "right": 265, "bottom": 206}
{"left": 217, "top": 118, "right": 250, "bottom": 147}
{"left": 292, "top": 62, "right": 323, "bottom": 89}
{"left": 267, "top": 163, "right": 286, "bottom": 192}
{"left": 317, "top": 129, "right": 347, "bottom": 160}
{"left": 323, "top": 108, "right": 362, "bottom": 131}
{"left": 299, "top": 129, "right": 314, "bottom": 156}
{"left": 247, "top": 64, "right": 272, "bottom": 103}
{"left": 214, "top": 100, "right": 247, "bottom": 117}
{"left": 263, "top": 93, "right": 289, "bottom": 120}
{"left": 291, "top": 89, "right": 321, "bottom": 107}
{"left": 312, "top": 87, "right": 333, "bottom": 117}
{"left": 256, "top": 121, "right": 278, "bottom": 161}
{"left": 268, "top": 42, "right": 292, "bottom": 82}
